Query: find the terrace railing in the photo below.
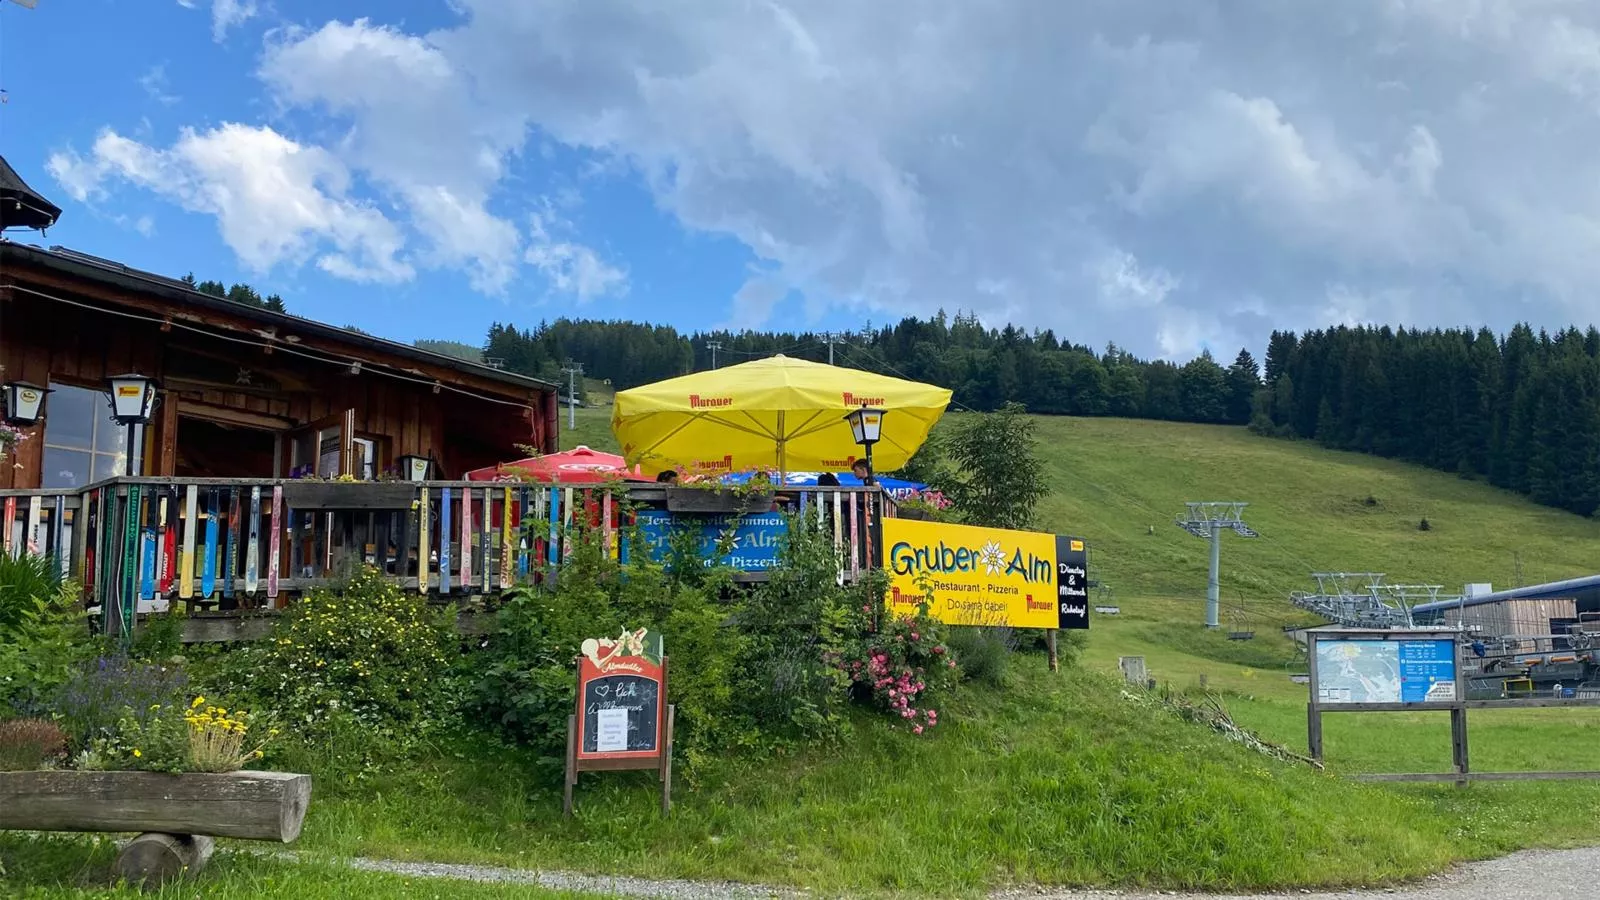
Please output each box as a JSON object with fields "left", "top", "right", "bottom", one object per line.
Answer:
{"left": 0, "top": 477, "right": 896, "bottom": 641}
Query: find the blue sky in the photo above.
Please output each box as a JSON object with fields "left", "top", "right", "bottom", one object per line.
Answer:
{"left": 9, "top": 1, "right": 1600, "bottom": 360}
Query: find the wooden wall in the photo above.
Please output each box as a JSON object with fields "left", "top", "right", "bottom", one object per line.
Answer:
{"left": 0, "top": 274, "right": 553, "bottom": 489}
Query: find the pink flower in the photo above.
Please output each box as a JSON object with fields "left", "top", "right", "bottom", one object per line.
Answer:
{"left": 946, "top": 659, "right": 956, "bottom": 669}
{"left": 932, "top": 646, "right": 945, "bottom": 655}
{"left": 911, "top": 632, "right": 920, "bottom": 641}
{"left": 913, "top": 725, "right": 924, "bottom": 735}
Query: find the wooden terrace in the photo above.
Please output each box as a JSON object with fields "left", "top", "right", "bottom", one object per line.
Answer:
{"left": 1, "top": 478, "right": 896, "bottom": 642}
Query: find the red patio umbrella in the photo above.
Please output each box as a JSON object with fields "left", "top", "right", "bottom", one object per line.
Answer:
{"left": 463, "top": 445, "right": 650, "bottom": 484}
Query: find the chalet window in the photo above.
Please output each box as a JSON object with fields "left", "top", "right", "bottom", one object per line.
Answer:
{"left": 352, "top": 438, "right": 377, "bottom": 481}
{"left": 41, "top": 383, "right": 144, "bottom": 488}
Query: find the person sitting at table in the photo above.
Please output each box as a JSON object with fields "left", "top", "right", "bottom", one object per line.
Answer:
{"left": 816, "top": 472, "right": 840, "bottom": 487}
{"left": 656, "top": 470, "right": 678, "bottom": 484}
{"left": 850, "top": 459, "right": 874, "bottom": 485}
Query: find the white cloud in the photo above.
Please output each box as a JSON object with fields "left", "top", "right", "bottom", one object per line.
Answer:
{"left": 47, "top": 124, "right": 412, "bottom": 283}
{"left": 63, "top": 1, "right": 1600, "bottom": 356}
{"left": 175, "top": 0, "right": 258, "bottom": 42}
{"left": 525, "top": 208, "right": 628, "bottom": 302}
{"left": 138, "top": 64, "right": 180, "bottom": 106}
{"left": 257, "top": 18, "right": 528, "bottom": 293}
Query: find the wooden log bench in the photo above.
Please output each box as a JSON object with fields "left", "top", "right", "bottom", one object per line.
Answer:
{"left": 0, "top": 769, "right": 311, "bottom": 888}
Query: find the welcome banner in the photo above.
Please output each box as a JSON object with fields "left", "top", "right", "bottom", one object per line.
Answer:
{"left": 882, "top": 517, "right": 1082, "bottom": 629}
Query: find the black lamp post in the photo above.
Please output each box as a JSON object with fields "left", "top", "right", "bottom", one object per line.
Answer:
{"left": 106, "top": 373, "right": 158, "bottom": 476}
{"left": 2, "top": 380, "right": 51, "bottom": 426}
{"left": 844, "top": 404, "right": 886, "bottom": 485}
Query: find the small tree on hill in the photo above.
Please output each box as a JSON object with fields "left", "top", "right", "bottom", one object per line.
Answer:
{"left": 945, "top": 402, "right": 1047, "bottom": 530}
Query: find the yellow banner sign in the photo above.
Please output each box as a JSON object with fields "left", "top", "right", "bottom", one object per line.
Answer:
{"left": 882, "top": 518, "right": 1060, "bottom": 628}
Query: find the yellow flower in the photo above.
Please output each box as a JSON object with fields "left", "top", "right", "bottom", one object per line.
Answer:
{"left": 191, "top": 696, "right": 205, "bottom": 707}
{"left": 132, "top": 749, "right": 142, "bottom": 758}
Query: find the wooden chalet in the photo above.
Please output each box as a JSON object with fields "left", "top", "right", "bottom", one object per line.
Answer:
{"left": 0, "top": 163, "right": 894, "bottom": 642}
{"left": 0, "top": 242, "right": 560, "bottom": 487}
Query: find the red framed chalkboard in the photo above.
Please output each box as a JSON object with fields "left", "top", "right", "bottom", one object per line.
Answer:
{"left": 563, "top": 627, "right": 675, "bottom": 816}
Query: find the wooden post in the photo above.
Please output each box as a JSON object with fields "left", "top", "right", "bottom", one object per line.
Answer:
{"left": 562, "top": 714, "right": 577, "bottom": 818}
{"left": 1046, "top": 629, "right": 1059, "bottom": 672}
{"left": 114, "top": 832, "right": 214, "bottom": 887}
{"left": 661, "top": 704, "right": 676, "bottom": 817}
{"left": 1451, "top": 704, "right": 1470, "bottom": 786}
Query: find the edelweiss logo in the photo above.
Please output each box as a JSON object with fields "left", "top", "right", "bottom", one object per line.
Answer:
{"left": 843, "top": 392, "right": 886, "bottom": 407}
{"left": 978, "top": 541, "right": 1006, "bottom": 574}
{"left": 689, "top": 394, "right": 733, "bottom": 409}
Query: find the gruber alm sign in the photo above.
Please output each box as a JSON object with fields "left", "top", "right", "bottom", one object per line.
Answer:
{"left": 883, "top": 518, "right": 1089, "bottom": 629}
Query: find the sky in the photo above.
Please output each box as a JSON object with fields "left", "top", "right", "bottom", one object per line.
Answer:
{"left": 7, "top": 1, "right": 1600, "bottom": 361}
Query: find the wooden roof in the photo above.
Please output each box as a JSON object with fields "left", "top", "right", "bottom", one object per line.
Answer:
{"left": 0, "top": 240, "right": 557, "bottom": 399}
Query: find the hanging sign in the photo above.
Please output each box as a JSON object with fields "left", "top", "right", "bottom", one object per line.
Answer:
{"left": 1056, "top": 536, "right": 1090, "bottom": 629}
{"left": 564, "top": 627, "right": 675, "bottom": 817}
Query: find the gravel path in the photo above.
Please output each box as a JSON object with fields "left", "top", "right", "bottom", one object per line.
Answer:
{"left": 272, "top": 845, "right": 1600, "bottom": 899}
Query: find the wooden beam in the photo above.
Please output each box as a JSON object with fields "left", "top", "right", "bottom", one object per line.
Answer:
{"left": 0, "top": 770, "right": 311, "bottom": 842}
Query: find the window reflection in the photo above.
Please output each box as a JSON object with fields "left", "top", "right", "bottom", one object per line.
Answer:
{"left": 41, "top": 384, "right": 143, "bottom": 488}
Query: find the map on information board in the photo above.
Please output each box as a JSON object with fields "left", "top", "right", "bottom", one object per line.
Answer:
{"left": 1314, "top": 638, "right": 1457, "bottom": 704}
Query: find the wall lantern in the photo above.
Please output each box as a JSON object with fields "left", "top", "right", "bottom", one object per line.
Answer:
{"left": 2, "top": 380, "right": 51, "bottom": 426}
{"left": 107, "top": 373, "right": 159, "bottom": 425}
{"left": 397, "top": 454, "right": 432, "bottom": 482}
{"left": 843, "top": 405, "right": 887, "bottom": 484}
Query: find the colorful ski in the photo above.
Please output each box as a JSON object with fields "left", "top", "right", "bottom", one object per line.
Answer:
{"left": 418, "top": 487, "right": 431, "bottom": 593}
{"left": 2, "top": 496, "right": 15, "bottom": 558}
{"left": 25, "top": 496, "right": 41, "bottom": 556}
{"left": 480, "top": 488, "right": 492, "bottom": 590}
{"left": 439, "top": 487, "right": 452, "bottom": 595}
{"left": 223, "top": 489, "right": 240, "bottom": 602}
{"left": 516, "top": 487, "right": 531, "bottom": 581}
{"left": 201, "top": 489, "right": 219, "bottom": 599}
{"left": 459, "top": 487, "right": 471, "bottom": 591}
{"left": 244, "top": 487, "right": 261, "bottom": 596}
{"left": 160, "top": 486, "right": 178, "bottom": 597}
{"left": 501, "top": 487, "right": 514, "bottom": 589}
{"left": 179, "top": 486, "right": 199, "bottom": 600}
{"left": 121, "top": 485, "right": 140, "bottom": 634}
{"left": 267, "top": 486, "right": 282, "bottom": 602}
{"left": 139, "top": 488, "right": 158, "bottom": 602}
{"left": 51, "top": 494, "right": 66, "bottom": 580}
{"left": 547, "top": 487, "right": 560, "bottom": 565}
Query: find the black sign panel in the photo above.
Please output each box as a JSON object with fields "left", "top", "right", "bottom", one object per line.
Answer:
{"left": 1056, "top": 536, "right": 1089, "bottom": 629}
{"left": 581, "top": 674, "right": 661, "bottom": 754}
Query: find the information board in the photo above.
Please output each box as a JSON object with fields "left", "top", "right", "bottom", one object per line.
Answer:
{"left": 1314, "top": 636, "right": 1458, "bottom": 704}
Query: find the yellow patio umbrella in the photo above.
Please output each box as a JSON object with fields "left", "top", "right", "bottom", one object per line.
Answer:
{"left": 612, "top": 355, "right": 952, "bottom": 477}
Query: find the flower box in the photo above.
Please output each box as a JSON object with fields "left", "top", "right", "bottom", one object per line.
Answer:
{"left": 664, "top": 486, "right": 774, "bottom": 515}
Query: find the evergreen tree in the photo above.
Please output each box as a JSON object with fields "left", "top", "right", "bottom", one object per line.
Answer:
{"left": 1224, "top": 349, "right": 1261, "bottom": 425}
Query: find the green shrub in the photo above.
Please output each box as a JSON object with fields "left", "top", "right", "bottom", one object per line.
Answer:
{"left": 0, "top": 579, "right": 96, "bottom": 718}
{"left": 838, "top": 580, "right": 958, "bottom": 735}
{"left": 470, "top": 511, "right": 742, "bottom": 778}
{"left": 947, "top": 626, "right": 1013, "bottom": 687}
{"left": 729, "top": 512, "right": 854, "bottom": 744}
{"left": 209, "top": 567, "right": 459, "bottom": 755}
{"left": 0, "top": 553, "right": 59, "bottom": 638}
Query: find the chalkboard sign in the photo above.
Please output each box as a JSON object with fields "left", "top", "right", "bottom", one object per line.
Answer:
{"left": 1056, "top": 536, "right": 1089, "bottom": 630}
{"left": 565, "top": 627, "right": 676, "bottom": 818}
{"left": 582, "top": 674, "right": 660, "bottom": 754}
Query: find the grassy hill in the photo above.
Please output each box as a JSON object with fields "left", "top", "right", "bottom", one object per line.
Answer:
{"left": 371, "top": 407, "right": 1600, "bottom": 895}
{"left": 563, "top": 408, "right": 1600, "bottom": 608}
